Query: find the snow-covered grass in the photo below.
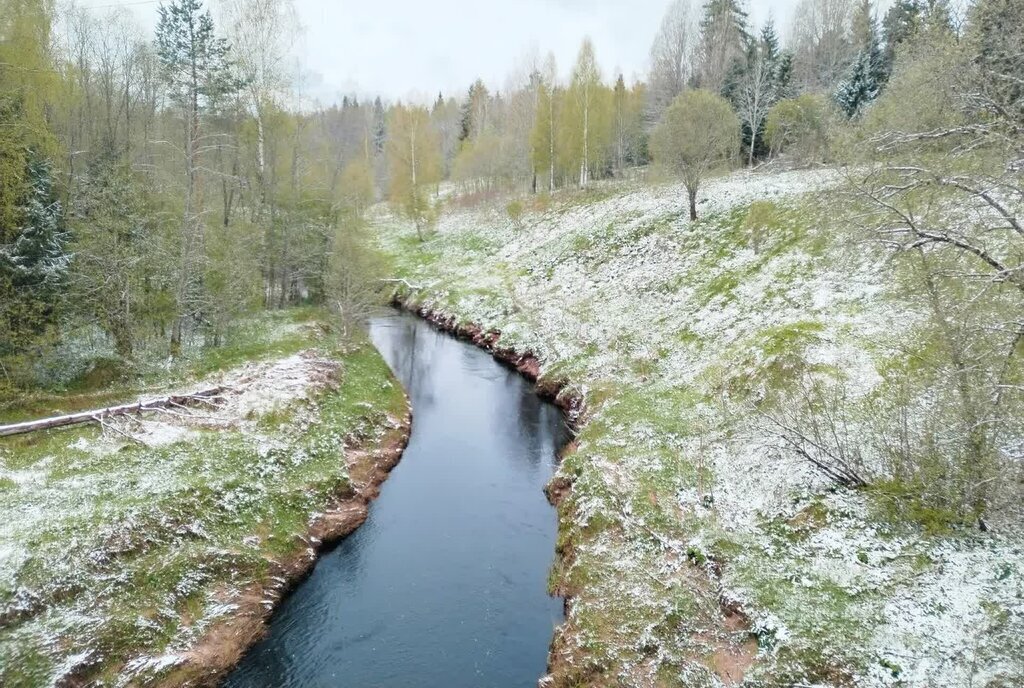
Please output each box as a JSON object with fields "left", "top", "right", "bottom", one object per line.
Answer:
{"left": 372, "top": 169, "right": 1024, "bottom": 687}
{"left": 0, "top": 311, "right": 407, "bottom": 686}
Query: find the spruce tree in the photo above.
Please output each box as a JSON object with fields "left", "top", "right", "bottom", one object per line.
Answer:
{"left": 835, "top": 50, "right": 882, "bottom": 118}
{"left": 2, "top": 155, "right": 69, "bottom": 296}
{"left": 696, "top": 0, "right": 750, "bottom": 94}
{"left": 835, "top": 1, "right": 885, "bottom": 118}
{"left": 458, "top": 80, "right": 489, "bottom": 143}
{"left": 373, "top": 97, "right": 387, "bottom": 155}
{"left": 881, "top": 0, "right": 921, "bottom": 76}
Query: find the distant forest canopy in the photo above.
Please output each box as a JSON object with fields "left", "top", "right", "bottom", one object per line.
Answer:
{"left": 0, "top": 0, "right": 1019, "bottom": 389}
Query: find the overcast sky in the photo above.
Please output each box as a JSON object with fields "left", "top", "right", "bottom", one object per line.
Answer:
{"left": 88, "top": 0, "right": 808, "bottom": 105}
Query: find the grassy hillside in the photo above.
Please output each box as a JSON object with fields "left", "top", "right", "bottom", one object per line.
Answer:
{"left": 373, "top": 169, "right": 1023, "bottom": 687}
{"left": 0, "top": 311, "right": 408, "bottom": 686}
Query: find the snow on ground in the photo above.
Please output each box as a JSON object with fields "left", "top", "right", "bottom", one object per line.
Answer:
{"left": 0, "top": 317, "right": 406, "bottom": 686}
{"left": 373, "top": 168, "right": 1024, "bottom": 686}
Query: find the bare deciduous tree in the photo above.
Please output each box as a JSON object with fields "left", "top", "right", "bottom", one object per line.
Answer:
{"left": 790, "top": 0, "right": 856, "bottom": 92}
{"left": 647, "top": 0, "right": 693, "bottom": 125}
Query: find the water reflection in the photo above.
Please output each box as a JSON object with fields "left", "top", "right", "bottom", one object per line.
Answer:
{"left": 225, "top": 313, "right": 568, "bottom": 688}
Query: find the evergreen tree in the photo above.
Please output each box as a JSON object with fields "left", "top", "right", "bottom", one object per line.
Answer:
{"left": 695, "top": 0, "right": 750, "bottom": 94}
{"left": 1, "top": 155, "right": 69, "bottom": 296}
{"left": 881, "top": 0, "right": 922, "bottom": 76}
{"left": 835, "top": 50, "right": 882, "bottom": 118}
{"left": 458, "top": 80, "right": 490, "bottom": 143}
{"left": 0, "top": 154, "right": 68, "bottom": 361}
{"left": 835, "top": 0, "right": 885, "bottom": 118}
{"left": 760, "top": 17, "right": 780, "bottom": 60}
{"left": 155, "top": 0, "right": 239, "bottom": 355}
{"left": 773, "top": 50, "right": 795, "bottom": 100}
{"left": 373, "top": 97, "right": 387, "bottom": 155}
{"left": 156, "top": 0, "right": 239, "bottom": 115}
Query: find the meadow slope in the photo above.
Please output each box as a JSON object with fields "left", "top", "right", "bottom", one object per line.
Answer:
{"left": 0, "top": 313, "right": 409, "bottom": 686}
{"left": 374, "top": 169, "right": 1024, "bottom": 687}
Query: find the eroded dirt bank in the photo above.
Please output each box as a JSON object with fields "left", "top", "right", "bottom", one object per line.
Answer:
{"left": 392, "top": 297, "right": 759, "bottom": 687}
{"left": 155, "top": 404, "right": 412, "bottom": 688}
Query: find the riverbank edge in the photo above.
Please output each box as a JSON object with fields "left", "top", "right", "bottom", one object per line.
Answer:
{"left": 390, "top": 294, "right": 587, "bottom": 688}
{"left": 154, "top": 371, "right": 414, "bottom": 687}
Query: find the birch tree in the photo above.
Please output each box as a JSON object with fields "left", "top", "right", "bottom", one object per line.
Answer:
{"left": 531, "top": 53, "right": 559, "bottom": 192}
{"left": 790, "top": 0, "right": 856, "bottom": 92}
{"left": 387, "top": 104, "right": 441, "bottom": 241}
{"left": 219, "top": 0, "right": 298, "bottom": 204}
{"left": 737, "top": 31, "right": 780, "bottom": 166}
{"left": 647, "top": 0, "right": 693, "bottom": 125}
{"left": 566, "top": 39, "right": 606, "bottom": 188}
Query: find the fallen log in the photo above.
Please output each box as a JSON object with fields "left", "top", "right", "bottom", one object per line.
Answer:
{"left": 0, "top": 387, "right": 227, "bottom": 439}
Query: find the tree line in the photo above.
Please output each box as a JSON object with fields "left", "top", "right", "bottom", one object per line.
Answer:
{"left": 0, "top": 0, "right": 385, "bottom": 386}
{"left": 0, "top": 0, "right": 1017, "bottom": 407}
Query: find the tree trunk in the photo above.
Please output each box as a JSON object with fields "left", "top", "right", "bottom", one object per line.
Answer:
{"left": 0, "top": 387, "right": 226, "bottom": 438}
{"left": 687, "top": 185, "right": 698, "bottom": 221}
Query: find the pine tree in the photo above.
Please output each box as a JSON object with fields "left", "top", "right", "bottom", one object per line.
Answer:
{"left": 156, "top": 0, "right": 239, "bottom": 115}
{"left": 155, "top": 0, "right": 240, "bottom": 355}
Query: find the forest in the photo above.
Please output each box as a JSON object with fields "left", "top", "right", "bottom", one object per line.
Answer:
{"left": 1, "top": 0, "right": 1022, "bottom": 685}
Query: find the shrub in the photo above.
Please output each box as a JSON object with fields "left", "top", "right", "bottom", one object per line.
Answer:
{"left": 743, "top": 201, "right": 781, "bottom": 254}
{"left": 506, "top": 199, "right": 525, "bottom": 228}
{"left": 765, "top": 94, "right": 833, "bottom": 165}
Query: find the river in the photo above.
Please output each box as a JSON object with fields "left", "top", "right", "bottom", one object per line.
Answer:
{"left": 225, "top": 312, "right": 568, "bottom": 687}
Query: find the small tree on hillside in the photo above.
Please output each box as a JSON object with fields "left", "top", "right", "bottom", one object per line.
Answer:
{"left": 650, "top": 90, "right": 739, "bottom": 220}
{"left": 766, "top": 93, "right": 833, "bottom": 164}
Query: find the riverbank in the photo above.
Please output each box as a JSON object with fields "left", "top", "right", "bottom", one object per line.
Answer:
{"left": 373, "top": 169, "right": 1024, "bottom": 687}
{"left": 158, "top": 403, "right": 411, "bottom": 688}
{"left": 0, "top": 311, "right": 410, "bottom": 686}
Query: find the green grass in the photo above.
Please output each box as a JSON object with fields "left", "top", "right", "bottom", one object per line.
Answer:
{"left": 372, "top": 174, "right": 1024, "bottom": 686}
{"left": 0, "top": 310, "right": 407, "bottom": 686}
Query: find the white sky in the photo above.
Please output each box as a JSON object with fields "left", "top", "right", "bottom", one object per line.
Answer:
{"left": 85, "top": 0, "right": 808, "bottom": 105}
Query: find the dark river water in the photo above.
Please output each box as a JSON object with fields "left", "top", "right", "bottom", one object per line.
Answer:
{"left": 225, "top": 313, "right": 567, "bottom": 688}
